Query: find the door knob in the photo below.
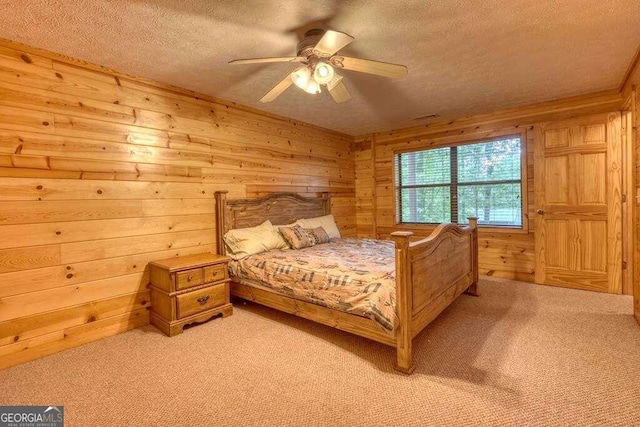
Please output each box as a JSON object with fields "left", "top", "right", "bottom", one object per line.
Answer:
{"left": 537, "top": 209, "right": 545, "bottom": 215}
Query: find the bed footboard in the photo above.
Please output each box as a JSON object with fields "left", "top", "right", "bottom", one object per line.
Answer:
{"left": 391, "top": 217, "right": 479, "bottom": 373}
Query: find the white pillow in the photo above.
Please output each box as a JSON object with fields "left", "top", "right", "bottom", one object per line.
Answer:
{"left": 296, "top": 214, "right": 341, "bottom": 239}
{"left": 223, "top": 220, "right": 289, "bottom": 260}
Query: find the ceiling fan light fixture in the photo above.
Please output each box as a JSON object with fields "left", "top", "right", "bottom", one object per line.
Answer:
{"left": 291, "top": 66, "right": 311, "bottom": 90}
{"left": 313, "top": 62, "right": 335, "bottom": 85}
{"left": 303, "top": 79, "right": 321, "bottom": 95}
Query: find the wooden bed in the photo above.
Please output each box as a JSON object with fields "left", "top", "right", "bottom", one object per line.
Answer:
{"left": 215, "top": 191, "right": 479, "bottom": 374}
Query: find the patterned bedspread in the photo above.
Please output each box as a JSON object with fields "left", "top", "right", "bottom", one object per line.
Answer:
{"left": 229, "top": 238, "right": 398, "bottom": 333}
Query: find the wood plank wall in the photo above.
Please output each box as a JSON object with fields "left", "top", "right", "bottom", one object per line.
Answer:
{"left": 621, "top": 45, "right": 640, "bottom": 323}
{"left": 635, "top": 90, "right": 640, "bottom": 323}
{"left": 631, "top": 92, "right": 639, "bottom": 322}
{"left": 354, "top": 91, "right": 624, "bottom": 283}
{"left": 0, "top": 39, "right": 356, "bottom": 369}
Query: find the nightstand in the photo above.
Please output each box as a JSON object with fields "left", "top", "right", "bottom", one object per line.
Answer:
{"left": 149, "top": 253, "right": 232, "bottom": 336}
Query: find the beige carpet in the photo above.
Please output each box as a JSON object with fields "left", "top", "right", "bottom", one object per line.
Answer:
{"left": 1, "top": 278, "right": 639, "bottom": 426}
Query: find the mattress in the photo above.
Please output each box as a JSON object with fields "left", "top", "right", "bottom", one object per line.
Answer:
{"left": 229, "top": 237, "right": 398, "bottom": 332}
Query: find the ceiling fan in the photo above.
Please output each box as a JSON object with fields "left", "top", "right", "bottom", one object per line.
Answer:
{"left": 229, "top": 29, "right": 408, "bottom": 103}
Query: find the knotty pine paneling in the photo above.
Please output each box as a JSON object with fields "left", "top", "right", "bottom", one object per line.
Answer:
{"left": 631, "top": 89, "right": 640, "bottom": 323}
{"left": 0, "top": 40, "right": 356, "bottom": 369}
{"left": 354, "top": 135, "right": 375, "bottom": 238}
{"left": 354, "top": 93, "right": 625, "bottom": 284}
{"left": 636, "top": 100, "right": 640, "bottom": 322}
{"left": 620, "top": 46, "right": 639, "bottom": 322}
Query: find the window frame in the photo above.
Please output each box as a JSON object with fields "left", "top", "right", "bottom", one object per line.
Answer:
{"left": 392, "top": 130, "right": 529, "bottom": 233}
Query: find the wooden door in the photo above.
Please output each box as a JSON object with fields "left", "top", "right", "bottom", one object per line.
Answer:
{"left": 534, "top": 113, "right": 622, "bottom": 293}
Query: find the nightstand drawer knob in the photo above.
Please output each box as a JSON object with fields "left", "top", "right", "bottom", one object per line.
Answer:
{"left": 187, "top": 275, "right": 193, "bottom": 281}
{"left": 197, "top": 295, "right": 210, "bottom": 305}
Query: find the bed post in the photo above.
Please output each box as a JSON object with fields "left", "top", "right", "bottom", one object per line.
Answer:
{"left": 390, "top": 230, "right": 415, "bottom": 374}
{"left": 215, "top": 191, "right": 228, "bottom": 256}
{"left": 466, "top": 217, "right": 480, "bottom": 296}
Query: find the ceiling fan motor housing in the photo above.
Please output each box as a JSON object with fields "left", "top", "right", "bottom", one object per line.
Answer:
{"left": 297, "top": 29, "right": 326, "bottom": 57}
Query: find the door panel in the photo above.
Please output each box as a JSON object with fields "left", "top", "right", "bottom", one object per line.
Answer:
{"left": 545, "top": 157, "right": 569, "bottom": 203}
{"left": 545, "top": 128, "right": 570, "bottom": 148}
{"left": 584, "top": 124, "right": 605, "bottom": 143}
{"left": 580, "top": 221, "right": 606, "bottom": 272}
{"left": 534, "top": 113, "right": 622, "bottom": 293}
{"left": 579, "top": 154, "right": 606, "bottom": 204}
{"left": 545, "top": 220, "right": 569, "bottom": 269}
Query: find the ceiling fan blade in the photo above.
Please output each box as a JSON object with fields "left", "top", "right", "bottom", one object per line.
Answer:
{"left": 260, "top": 73, "right": 294, "bottom": 103}
{"left": 229, "top": 57, "right": 305, "bottom": 65}
{"left": 312, "top": 30, "right": 354, "bottom": 57}
{"left": 327, "top": 76, "right": 351, "bottom": 103}
{"left": 338, "top": 56, "right": 408, "bottom": 79}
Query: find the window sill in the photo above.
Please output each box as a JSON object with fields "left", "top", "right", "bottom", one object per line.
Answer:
{"left": 394, "top": 223, "right": 530, "bottom": 234}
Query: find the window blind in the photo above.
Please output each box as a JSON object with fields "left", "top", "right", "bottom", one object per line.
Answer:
{"left": 395, "top": 137, "right": 523, "bottom": 227}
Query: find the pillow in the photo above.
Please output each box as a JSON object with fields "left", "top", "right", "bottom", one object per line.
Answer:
{"left": 279, "top": 225, "right": 313, "bottom": 250}
{"left": 223, "top": 220, "right": 288, "bottom": 260}
{"left": 305, "top": 227, "right": 330, "bottom": 246}
{"left": 296, "top": 214, "right": 341, "bottom": 239}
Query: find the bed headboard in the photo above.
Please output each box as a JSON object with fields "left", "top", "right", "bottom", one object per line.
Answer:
{"left": 214, "top": 191, "right": 331, "bottom": 255}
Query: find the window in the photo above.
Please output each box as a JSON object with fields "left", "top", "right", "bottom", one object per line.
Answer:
{"left": 395, "top": 136, "right": 524, "bottom": 227}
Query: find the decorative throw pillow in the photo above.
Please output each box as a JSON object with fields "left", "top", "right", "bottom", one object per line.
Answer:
{"left": 223, "top": 220, "right": 288, "bottom": 260}
{"left": 305, "top": 227, "right": 330, "bottom": 246}
{"left": 296, "top": 214, "right": 341, "bottom": 239}
{"left": 279, "top": 225, "right": 313, "bottom": 250}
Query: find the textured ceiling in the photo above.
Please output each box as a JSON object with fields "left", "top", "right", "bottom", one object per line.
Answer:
{"left": 0, "top": 0, "right": 639, "bottom": 135}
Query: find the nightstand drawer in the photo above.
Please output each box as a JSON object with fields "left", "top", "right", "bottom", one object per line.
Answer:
{"left": 176, "top": 268, "right": 203, "bottom": 290}
{"left": 176, "top": 284, "right": 227, "bottom": 319}
{"left": 204, "top": 264, "right": 227, "bottom": 283}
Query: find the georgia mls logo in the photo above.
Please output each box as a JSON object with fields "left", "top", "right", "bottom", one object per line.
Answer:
{"left": 44, "top": 407, "right": 62, "bottom": 417}
{"left": 0, "top": 405, "right": 64, "bottom": 427}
